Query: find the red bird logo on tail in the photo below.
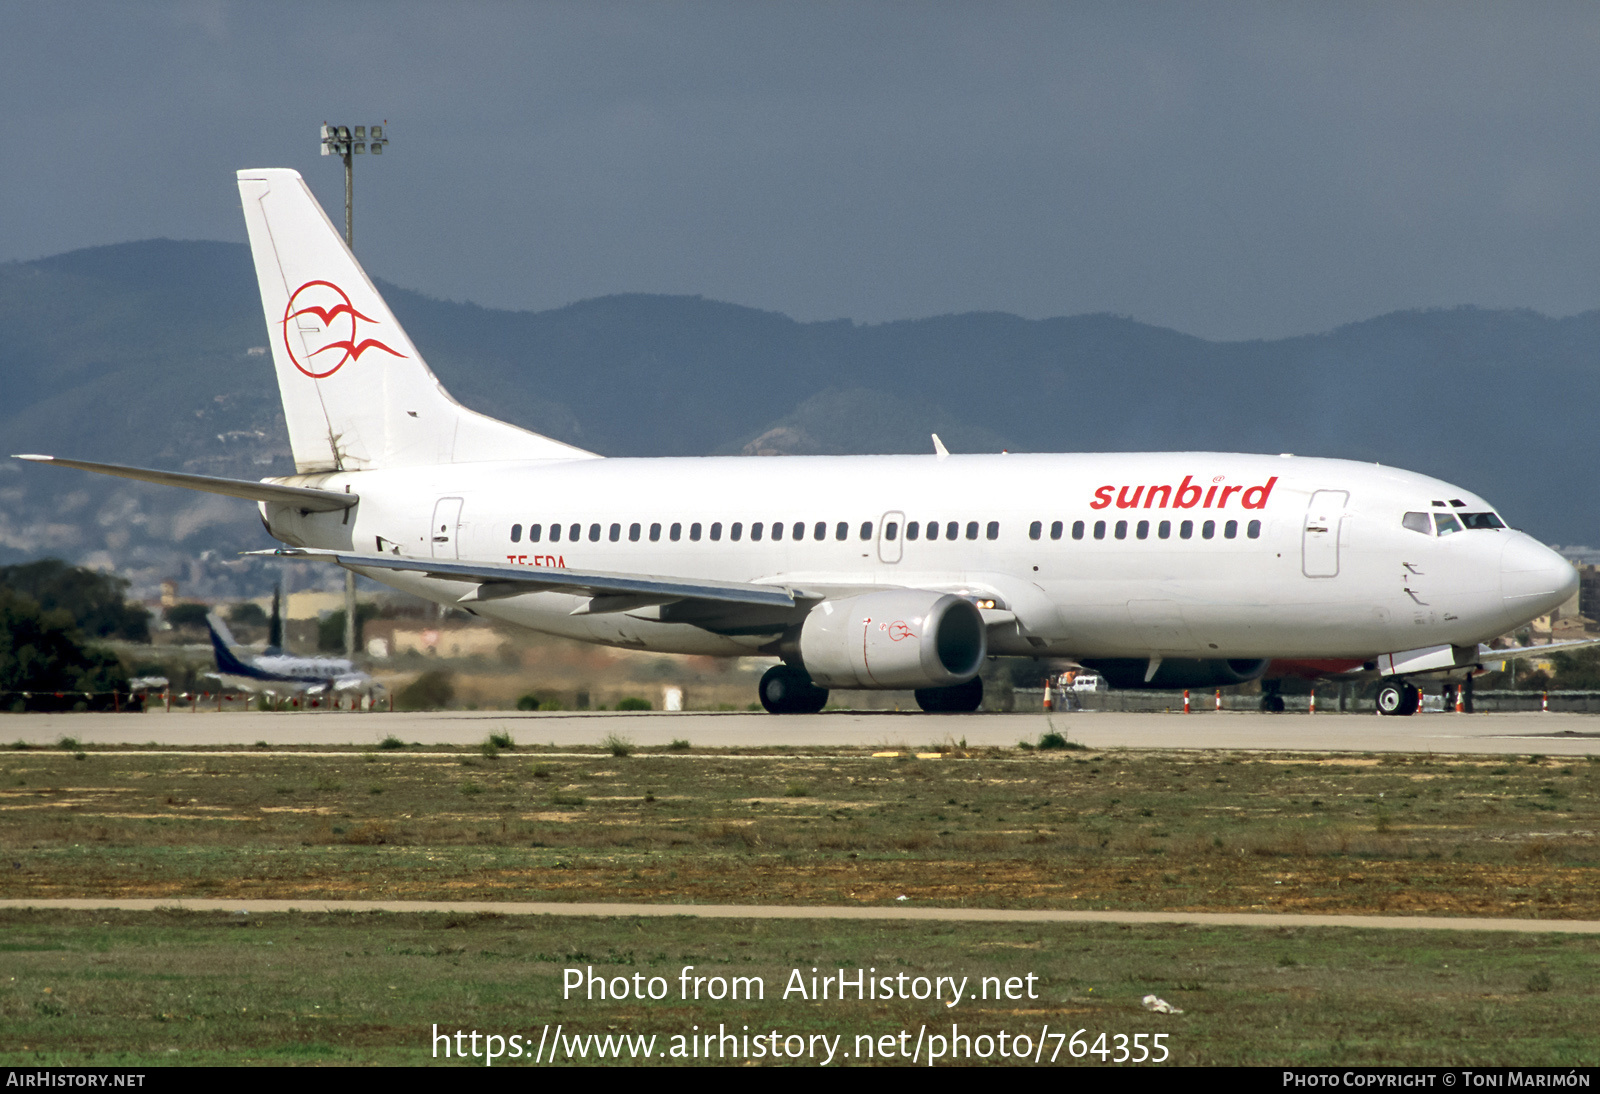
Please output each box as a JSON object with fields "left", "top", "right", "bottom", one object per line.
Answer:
{"left": 280, "top": 280, "right": 405, "bottom": 378}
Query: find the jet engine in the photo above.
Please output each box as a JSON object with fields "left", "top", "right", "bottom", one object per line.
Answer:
{"left": 798, "top": 591, "right": 986, "bottom": 689}
{"left": 1079, "top": 658, "right": 1271, "bottom": 690}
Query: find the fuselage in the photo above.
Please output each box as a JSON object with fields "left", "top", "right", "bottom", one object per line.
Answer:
{"left": 259, "top": 450, "right": 1577, "bottom": 667}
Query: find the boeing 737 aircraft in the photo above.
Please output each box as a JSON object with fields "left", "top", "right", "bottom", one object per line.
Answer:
{"left": 15, "top": 169, "right": 1583, "bottom": 715}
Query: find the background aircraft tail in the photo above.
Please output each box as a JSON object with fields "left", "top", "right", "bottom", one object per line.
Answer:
{"left": 205, "top": 612, "right": 260, "bottom": 679}
{"left": 236, "top": 168, "right": 598, "bottom": 473}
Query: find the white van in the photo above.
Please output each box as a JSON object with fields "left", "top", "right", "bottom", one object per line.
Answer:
{"left": 1067, "top": 672, "right": 1108, "bottom": 693}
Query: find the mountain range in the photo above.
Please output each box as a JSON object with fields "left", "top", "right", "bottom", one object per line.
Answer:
{"left": 0, "top": 239, "right": 1595, "bottom": 600}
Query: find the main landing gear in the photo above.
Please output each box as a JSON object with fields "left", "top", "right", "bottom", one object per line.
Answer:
{"left": 758, "top": 664, "right": 828, "bottom": 714}
{"left": 1375, "top": 678, "right": 1421, "bottom": 717}
{"left": 915, "top": 675, "right": 984, "bottom": 713}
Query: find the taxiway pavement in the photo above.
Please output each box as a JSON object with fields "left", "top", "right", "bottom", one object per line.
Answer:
{"left": 5, "top": 708, "right": 1598, "bottom": 755}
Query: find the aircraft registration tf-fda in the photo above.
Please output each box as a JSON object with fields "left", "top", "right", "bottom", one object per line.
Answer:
{"left": 16, "top": 169, "right": 1581, "bottom": 715}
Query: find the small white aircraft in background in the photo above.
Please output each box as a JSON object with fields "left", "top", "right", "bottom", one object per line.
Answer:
{"left": 203, "top": 610, "right": 372, "bottom": 696}
{"left": 15, "top": 168, "right": 1582, "bottom": 715}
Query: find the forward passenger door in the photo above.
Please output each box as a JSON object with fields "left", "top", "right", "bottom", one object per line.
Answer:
{"left": 1302, "top": 490, "right": 1348, "bottom": 578}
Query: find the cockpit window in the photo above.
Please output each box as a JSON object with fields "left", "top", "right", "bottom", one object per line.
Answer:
{"left": 1434, "top": 513, "right": 1462, "bottom": 536}
{"left": 1460, "top": 512, "right": 1505, "bottom": 530}
{"left": 1402, "top": 512, "right": 1431, "bottom": 535}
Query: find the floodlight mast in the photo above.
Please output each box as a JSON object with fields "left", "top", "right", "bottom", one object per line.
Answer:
{"left": 318, "top": 121, "right": 390, "bottom": 660}
{"left": 318, "top": 122, "right": 388, "bottom": 249}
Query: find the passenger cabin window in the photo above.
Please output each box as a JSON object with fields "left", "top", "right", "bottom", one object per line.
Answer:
{"left": 1029, "top": 521, "right": 1042, "bottom": 541}
{"left": 589, "top": 523, "right": 602, "bottom": 542}
{"left": 550, "top": 524, "right": 562, "bottom": 542}
{"left": 609, "top": 523, "right": 621, "bottom": 542}
{"left": 1158, "top": 520, "right": 1170, "bottom": 540}
{"left": 793, "top": 522, "right": 805, "bottom": 540}
{"left": 649, "top": 523, "right": 661, "bottom": 542}
{"left": 1202, "top": 520, "right": 1215, "bottom": 540}
{"left": 1434, "top": 513, "right": 1462, "bottom": 536}
{"left": 1180, "top": 520, "right": 1193, "bottom": 540}
{"left": 1402, "top": 512, "right": 1431, "bottom": 535}
{"left": 1051, "top": 521, "right": 1063, "bottom": 540}
{"left": 1072, "top": 520, "right": 1084, "bottom": 540}
{"left": 752, "top": 522, "right": 764, "bottom": 541}
{"left": 1224, "top": 520, "right": 1237, "bottom": 539}
{"left": 966, "top": 521, "right": 979, "bottom": 540}
{"left": 1114, "top": 520, "right": 1127, "bottom": 540}
{"left": 860, "top": 521, "right": 873, "bottom": 540}
{"left": 907, "top": 521, "right": 920, "bottom": 540}
{"left": 926, "top": 521, "right": 939, "bottom": 541}
{"left": 511, "top": 524, "right": 522, "bottom": 543}
{"left": 1247, "top": 520, "right": 1261, "bottom": 539}
{"left": 836, "top": 522, "right": 849, "bottom": 541}
{"left": 529, "top": 524, "right": 542, "bottom": 543}
{"left": 670, "top": 522, "right": 682, "bottom": 542}
{"left": 1136, "top": 520, "right": 1149, "bottom": 540}
{"left": 815, "top": 521, "right": 827, "bottom": 540}
{"left": 946, "top": 521, "right": 959, "bottom": 540}
{"left": 731, "top": 522, "right": 743, "bottom": 541}
{"left": 569, "top": 523, "right": 581, "bottom": 542}
{"left": 884, "top": 522, "right": 898, "bottom": 541}
{"left": 710, "top": 522, "right": 723, "bottom": 541}
{"left": 986, "top": 521, "right": 1000, "bottom": 540}
{"left": 629, "top": 522, "right": 640, "bottom": 542}
{"left": 772, "top": 521, "right": 784, "bottom": 541}
{"left": 1093, "top": 520, "right": 1106, "bottom": 540}
{"left": 689, "top": 522, "right": 702, "bottom": 542}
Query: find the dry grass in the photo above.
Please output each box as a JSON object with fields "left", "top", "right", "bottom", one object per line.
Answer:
{"left": 0, "top": 749, "right": 1597, "bottom": 916}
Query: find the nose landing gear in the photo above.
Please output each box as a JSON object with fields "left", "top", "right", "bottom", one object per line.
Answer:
{"left": 1375, "top": 679, "right": 1421, "bottom": 716}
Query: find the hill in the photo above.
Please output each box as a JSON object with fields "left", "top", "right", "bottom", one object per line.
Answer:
{"left": 0, "top": 239, "right": 1595, "bottom": 597}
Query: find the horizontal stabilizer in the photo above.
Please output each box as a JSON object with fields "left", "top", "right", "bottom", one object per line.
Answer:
{"left": 14, "top": 455, "right": 357, "bottom": 512}
{"left": 255, "top": 548, "right": 799, "bottom": 609}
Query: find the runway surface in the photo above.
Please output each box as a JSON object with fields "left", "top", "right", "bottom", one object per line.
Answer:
{"left": 5, "top": 897, "right": 1597, "bottom": 933}
{"left": 6, "top": 708, "right": 1600, "bottom": 755}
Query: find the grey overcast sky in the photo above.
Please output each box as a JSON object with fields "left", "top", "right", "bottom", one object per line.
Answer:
{"left": 4, "top": 2, "right": 1600, "bottom": 340}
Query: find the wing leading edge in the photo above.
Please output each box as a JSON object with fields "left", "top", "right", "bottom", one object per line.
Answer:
{"left": 255, "top": 548, "right": 803, "bottom": 614}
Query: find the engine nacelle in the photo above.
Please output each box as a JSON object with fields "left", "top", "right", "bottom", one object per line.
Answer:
{"left": 798, "top": 591, "right": 987, "bottom": 690}
{"left": 1079, "top": 658, "right": 1271, "bottom": 690}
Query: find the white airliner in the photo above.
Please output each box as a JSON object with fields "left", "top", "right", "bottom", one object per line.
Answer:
{"left": 15, "top": 168, "right": 1582, "bottom": 715}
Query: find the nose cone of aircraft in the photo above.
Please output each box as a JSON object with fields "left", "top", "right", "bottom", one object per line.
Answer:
{"left": 1501, "top": 534, "right": 1578, "bottom": 617}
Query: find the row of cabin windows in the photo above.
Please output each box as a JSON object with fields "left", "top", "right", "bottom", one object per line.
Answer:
{"left": 508, "top": 520, "right": 1000, "bottom": 544}
{"left": 1029, "top": 518, "right": 1261, "bottom": 542}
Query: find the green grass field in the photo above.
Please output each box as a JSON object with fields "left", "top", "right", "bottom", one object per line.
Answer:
{"left": 2, "top": 909, "right": 1596, "bottom": 1066}
{"left": 3, "top": 742, "right": 1598, "bottom": 1065}
{"left": 2, "top": 744, "right": 1597, "bottom": 916}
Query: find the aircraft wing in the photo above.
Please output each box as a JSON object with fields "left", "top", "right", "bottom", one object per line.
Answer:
{"left": 256, "top": 548, "right": 802, "bottom": 612}
{"left": 13, "top": 455, "right": 357, "bottom": 513}
{"left": 1477, "top": 638, "right": 1600, "bottom": 664}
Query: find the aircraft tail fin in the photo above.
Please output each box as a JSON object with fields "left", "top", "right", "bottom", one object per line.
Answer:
{"left": 235, "top": 168, "right": 598, "bottom": 473}
{"left": 205, "top": 612, "right": 259, "bottom": 679}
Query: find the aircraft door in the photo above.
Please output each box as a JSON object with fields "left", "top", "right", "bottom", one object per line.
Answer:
{"left": 430, "top": 497, "right": 463, "bottom": 559}
{"left": 1302, "top": 490, "right": 1348, "bottom": 578}
{"left": 878, "top": 511, "right": 905, "bottom": 563}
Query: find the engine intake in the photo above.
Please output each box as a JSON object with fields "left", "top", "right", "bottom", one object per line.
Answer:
{"left": 799, "top": 591, "right": 986, "bottom": 690}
